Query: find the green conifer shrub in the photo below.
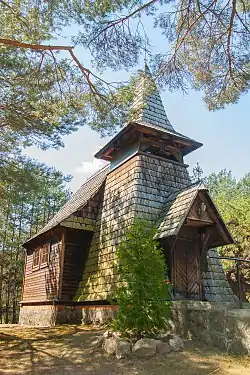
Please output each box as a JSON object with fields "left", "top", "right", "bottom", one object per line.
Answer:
{"left": 112, "top": 218, "right": 172, "bottom": 339}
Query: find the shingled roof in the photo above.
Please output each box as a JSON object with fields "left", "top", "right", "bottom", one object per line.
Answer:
{"left": 24, "top": 165, "right": 109, "bottom": 245}
{"left": 95, "top": 64, "right": 202, "bottom": 161}
{"left": 156, "top": 183, "right": 202, "bottom": 239}
{"left": 130, "top": 63, "right": 175, "bottom": 132}
{"left": 156, "top": 182, "right": 234, "bottom": 245}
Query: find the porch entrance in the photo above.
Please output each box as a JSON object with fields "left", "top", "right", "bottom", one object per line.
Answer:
{"left": 165, "top": 239, "right": 203, "bottom": 301}
{"left": 158, "top": 185, "right": 235, "bottom": 302}
{"left": 171, "top": 238, "right": 203, "bottom": 300}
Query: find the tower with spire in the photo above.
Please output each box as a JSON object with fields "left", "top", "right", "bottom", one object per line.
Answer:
{"left": 19, "top": 65, "right": 237, "bottom": 326}
{"left": 95, "top": 64, "right": 201, "bottom": 165}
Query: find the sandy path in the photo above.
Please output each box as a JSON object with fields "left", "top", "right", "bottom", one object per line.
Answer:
{"left": 0, "top": 325, "right": 249, "bottom": 375}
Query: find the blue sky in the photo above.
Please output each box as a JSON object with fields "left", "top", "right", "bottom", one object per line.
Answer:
{"left": 25, "top": 15, "right": 250, "bottom": 192}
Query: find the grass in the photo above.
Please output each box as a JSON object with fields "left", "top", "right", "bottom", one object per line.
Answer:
{"left": 0, "top": 325, "right": 249, "bottom": 375}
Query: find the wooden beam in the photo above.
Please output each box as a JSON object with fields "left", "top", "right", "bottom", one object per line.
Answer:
{"left": 140, "top": 138, "right": 182, "bottom": 154}
{"left": 137, "top": 126, "right": 160, "bottom": 137}
{"left": 185, "top": 217, "right": 214, "bottom": 227}
{"left": 58, "top": 230, "right": 65, "bottom": 300}
{"left": 21, "top": 251, "right": 27, "bottom": 303}
{"left": 201, "top": 192, "right": 231, "bottom": 244}
{"left": 176, "top": 237, "right": 195, "bottom": 242}
{"left": 198, "top": 234, "right": 203, "bottom": 300}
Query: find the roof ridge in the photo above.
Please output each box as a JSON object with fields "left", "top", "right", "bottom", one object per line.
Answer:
{"left": 183, "top": 180, "right": 207, "bottom": 191}
{"left": 76, "top": 163, "right": 110, "bottom": 192}
{"left": 23, "top": 163, "right": 109, "bottom": 245}
{"left": 171, "top": 180, "right": 207, "bottom": 196}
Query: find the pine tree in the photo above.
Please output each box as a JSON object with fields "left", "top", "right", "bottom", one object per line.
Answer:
{"left": 0, "top": 156, "right": 71, "bottom": 323}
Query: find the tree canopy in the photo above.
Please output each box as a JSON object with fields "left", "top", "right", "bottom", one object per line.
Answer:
{"left": 206, "top": 170, "right": 250, "bottom": 290}
{"left": 1, "top": 0, "right": 249, "bottom": 153}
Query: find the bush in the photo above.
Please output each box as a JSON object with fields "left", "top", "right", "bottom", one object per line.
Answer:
{"left": 112, "top": 218, "right": 172, "bottom": 339}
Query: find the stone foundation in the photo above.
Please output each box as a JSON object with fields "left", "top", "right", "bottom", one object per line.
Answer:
{"left": 19, "top": 305, "right": 57, "bottom": 326}
{"left": 19, "top": 304, "right": 117, "bottom": 326}
{"left": 56, "top": 305, "right": 117, "bottom": 325}
{"left": 172, "top": 301, "right": 250, "bottom": 354}
{"left": 19, "top": 301, "right": 250, "bottom": 354}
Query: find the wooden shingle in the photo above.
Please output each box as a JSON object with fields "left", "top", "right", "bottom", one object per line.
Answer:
{"left": 24, "top": 165, "right": 109, "bottom": 244}
{"left": 156, "top": 183, "right": 200, "bottom": 238}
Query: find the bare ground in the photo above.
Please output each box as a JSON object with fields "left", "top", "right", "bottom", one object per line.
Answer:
{"left": 0, "top": 325, "right": 249, "bottom": 375}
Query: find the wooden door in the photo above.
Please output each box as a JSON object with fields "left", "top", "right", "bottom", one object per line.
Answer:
{"left": 172, "top": 239, "right": 202, "bottom": 300}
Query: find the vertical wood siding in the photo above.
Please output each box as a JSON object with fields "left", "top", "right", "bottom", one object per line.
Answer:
{"left": 22, "top": 241, "right": 62, "bottom": 301}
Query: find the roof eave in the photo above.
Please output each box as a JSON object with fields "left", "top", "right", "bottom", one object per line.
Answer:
{"left": 22, "top": 165, "right": 109, "bottom": 246}
{"left": 203, "top": 192, "right": 235, "bottom": 246}
{"left": 95, "top": 121, "right": 203, "bottom": 160}
{"left": 22, "top": 224, "right": 62, "bottom": 248}
{"left": 94, "top": 124, "right": 132, "bottom": 159}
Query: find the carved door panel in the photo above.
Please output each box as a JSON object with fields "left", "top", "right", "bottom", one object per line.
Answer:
{"left": 173, "top": 239, "right": 202, "bottom": 300}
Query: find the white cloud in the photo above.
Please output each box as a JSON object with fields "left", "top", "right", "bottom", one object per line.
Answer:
{"left": 74, "top": 158, "right": 108, "bottom": 175}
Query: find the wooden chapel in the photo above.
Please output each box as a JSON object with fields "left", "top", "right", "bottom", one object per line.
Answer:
{"left": 19, "top": 65, "right": 236, "bottom": 326}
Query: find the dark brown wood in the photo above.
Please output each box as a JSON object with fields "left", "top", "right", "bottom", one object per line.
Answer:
{"left": 199, "top": 191, "right": 233, "bottom": 245}
{"left": 22, "top": 228, "right": 63, "bottom": 302}
{"left": 60, "top": 228, "right": 93, "bottom": 300}
{"left": 58, "top": 230, "right": 65, "bottom": 299}
{"left": 173, "top": 238, "right": 202, "bottom": 300}
{"left": 185, "top": 217, "right": 214, "bottom": 227}
{"left": 20, "top": 252, "right": 27, "bottom": 303}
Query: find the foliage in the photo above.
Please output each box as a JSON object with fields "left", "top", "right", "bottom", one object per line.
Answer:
{"left": 84, "top": 0, "right": 250, "bottom": 110}
{"left": 0, "top": 156, "right": 71, "bottom": 323}
{"left": 205, "top": 170, "right": 250, "bottom": 283}
{"left": 1, "top": 1, "right": 249, "bottom": 153}
{"left": 154, "top": 0, "right": 250, "bottom": 110}
{"left": 0, "top": 0, "right": 137, "bottom": 152}
{"left": 112, "top": 218, "right": 171, "bottom": 339}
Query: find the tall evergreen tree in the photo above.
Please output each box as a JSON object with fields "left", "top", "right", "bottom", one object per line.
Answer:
{"left": 0, "top": 156, "right": 71, "bottom": 323}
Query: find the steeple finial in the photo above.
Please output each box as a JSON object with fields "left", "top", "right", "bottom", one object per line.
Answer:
{"left": 130, "top": 64, "right": 175, "bottom": 132}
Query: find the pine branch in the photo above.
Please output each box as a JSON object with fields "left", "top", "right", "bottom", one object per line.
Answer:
{"left": 88, "top": 0, "right": 158, "bottom": 46}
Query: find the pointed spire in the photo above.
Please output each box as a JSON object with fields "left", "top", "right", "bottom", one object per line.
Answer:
{"left": 130, "top": 63, "right": 175, "bottom": 132}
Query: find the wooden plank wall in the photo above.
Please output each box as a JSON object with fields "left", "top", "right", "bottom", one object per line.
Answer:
{"left": 22, "top": 240, "right": 62, "bottom": 301}
{"left": 74, "top": 152, "right": 191, "bottom": 302}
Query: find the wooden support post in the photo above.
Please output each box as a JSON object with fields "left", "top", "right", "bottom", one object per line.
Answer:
{"left": 58, "top": 230, "right": 65, "bottom": 300}
{"left": 20, "top": 251, "right": 27, "bottom": 305}
{"left": 236, "top": 260, "right": 242, "bottom": 309}
{"left": 170, "top": 236, "right": 178, "bottom": 299}
{"left": 198, "top": 233, "right": 203, "bottom": 301}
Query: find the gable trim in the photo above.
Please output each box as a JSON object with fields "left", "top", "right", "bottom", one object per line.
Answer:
{"left": 156, "top": 183, "right": 234, "bottom": 246}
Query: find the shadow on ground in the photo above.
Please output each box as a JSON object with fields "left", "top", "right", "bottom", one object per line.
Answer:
{"left": 0, "top": 325, "right": 249, "bottom": 375}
